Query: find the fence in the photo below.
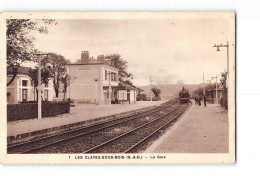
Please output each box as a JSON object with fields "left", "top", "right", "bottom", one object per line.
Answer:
{"left": 205, "top": 97, "right": 227, "bottom": 109}
{"left": 206, "top": 98, "right": 221, "bottom": 104}
{"left": 7, "top": 101, "right": 70, "bottom": 122}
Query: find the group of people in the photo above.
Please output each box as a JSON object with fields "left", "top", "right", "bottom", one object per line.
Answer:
{"left": 194, "top": 95, "right": 207, "bottom": 107}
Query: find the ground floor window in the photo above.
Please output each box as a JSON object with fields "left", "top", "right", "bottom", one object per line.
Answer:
{"left": 127, "top": 90, "right": 130, "bottom": 101}
{"left": 22, "top": 89, "right": 28, "bottom": 102}
{"left": 44, "top": 90, "right": 48, "bottom": 101}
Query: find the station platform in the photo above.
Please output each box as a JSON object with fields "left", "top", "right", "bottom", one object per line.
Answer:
{"left": 7, "top": 100, "right": 167, "bottom": 144}
{"left": 145, "top": 103, "right": 229, "bottom": 153}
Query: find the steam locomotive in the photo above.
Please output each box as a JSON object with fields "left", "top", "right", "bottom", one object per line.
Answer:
{"left": 179, "top": 87, "right": 191, "bottom": 104}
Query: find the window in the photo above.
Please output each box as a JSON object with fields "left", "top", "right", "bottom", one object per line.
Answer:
{"left": 44, "top": 90, "right": 48, "bottom": 101}
{"left": 45, "top": 82, "right": 49, "bottom": 88}
{"left": 22, "top": 89, "right": 27, "bottom": 102}
{"left": 111, "top": 73, "right": 114, "bottom": 81}
{"left": 22, "top": 80, "right": 28, "bottom": 87}
{"left": 114, "top": 73, "right": 117, "bottom": 81}
{"left": 105, "top": 70, "right": 107, "bottom": 80}
{"left": 110, "top": 72, "right": 116, "bottom": 81}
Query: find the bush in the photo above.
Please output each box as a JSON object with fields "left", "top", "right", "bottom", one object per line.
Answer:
{"left": 7, "top": 101, "right": 70, "bottom": 122}
{"left": 42, "top": 101, "right": 70, "bottom": 117}
{"left": 152, "top": 96, "right": 161, "bottom": 101}
{"left": 220, "top": 97, "right": 228, "bottom": 109}
{"left": 151, "top": 87, "right": 161, "bottom": 97}
{"left": 137, "top": 94, "right": 148, "bottom": 101}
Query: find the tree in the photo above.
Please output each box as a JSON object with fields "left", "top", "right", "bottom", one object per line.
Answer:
{"left": 6, "top": 19, "right": 57, "bottom": 86}
{"left": 28, "top": 67, "right": 51, "bottom": 101}
{"left": 123, "top": 80, "right": 133, "bottom": 86}
{"left": 137, "top": 93, "right": 147, "bottom": 101}
{"left": 220, "top": 71, "right": 228, "bottom": 109}
{"left": 105, "top": 54, "right": 133, "bottom": 85}
{"left": 151, "top": 87, "right": 161, "bottom": 97}
{"left": 220, "top": 71, "right": 228, "bottom": 90}
{"left": 61, "top": 74, "right": 71, "bottom": 100}
{"left": 42, "top": 53, "right": 70, "bottom": 98}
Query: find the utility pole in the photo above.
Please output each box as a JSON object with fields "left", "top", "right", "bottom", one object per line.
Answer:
{"left": 108, "top": 71, "right": 111, "bottom": 106}
{"left": 127, "top": 75, "right": 134, "bottom": 104}
{"left": 203, "top": 72, "right": 205, "bottom": 95}
{"left": 211, "top": 75, "right": 218, "bottom": 104}
{"left": 150, "top": 76, "right": 153, "bottom": 101}
{"left": 36, "top": 53, "right": 49, "bottom": 120}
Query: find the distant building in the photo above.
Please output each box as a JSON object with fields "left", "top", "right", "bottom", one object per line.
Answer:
{"left": 208, "top": 88, "right": 224, "bottom": 99}
{"left": 7, "top": 67, "right": 54, "bottom": 104}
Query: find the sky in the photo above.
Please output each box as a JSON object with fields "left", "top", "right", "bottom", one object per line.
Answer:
{"left": 30, "top": 18, "right": 232, "bottom": 86}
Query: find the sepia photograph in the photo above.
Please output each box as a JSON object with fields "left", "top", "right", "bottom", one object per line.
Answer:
{"left": 0, "top": 12, "right": 235, "bottom": 164}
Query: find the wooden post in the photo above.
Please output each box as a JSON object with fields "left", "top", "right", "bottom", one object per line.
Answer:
{"left": 37, "top": 58, "right": 42, "bottom": 119}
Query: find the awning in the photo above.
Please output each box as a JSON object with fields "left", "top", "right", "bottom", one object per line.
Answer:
{"left": 103, "top": 85, "right": 137, "bottom": 90}
{"left": 208, "top": 88, "right": 224, "bottom": 92}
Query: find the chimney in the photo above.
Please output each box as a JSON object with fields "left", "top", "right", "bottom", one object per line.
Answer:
{"left": 81, "top": 51, "right": 89, "bottom": 64}
{"left": 97, "top": 55, "right": 105, "bottom": 63}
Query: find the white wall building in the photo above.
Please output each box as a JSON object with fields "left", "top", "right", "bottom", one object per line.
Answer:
{"left": 7, "top": 67, "right": 54, "bottom": 104}
{"left": 66, "top": 51, "right": 119, "bottom": 105}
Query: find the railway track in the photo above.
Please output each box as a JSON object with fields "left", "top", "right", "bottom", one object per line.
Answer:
{"left": 83, "top": 105, "right": 188, "bottom": 153}
{"left": 8, "top": 99, "right": 179, "bottom": 154}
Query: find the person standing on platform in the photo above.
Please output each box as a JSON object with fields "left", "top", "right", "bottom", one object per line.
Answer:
{"left": 198, "top": 96, "right": 201, "bottom": 106}
{"left": 203, "top": 94, "right": 207, "bottom": 107}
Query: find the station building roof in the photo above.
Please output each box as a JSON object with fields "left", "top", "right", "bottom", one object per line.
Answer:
{"left": 103, "top": 81, "right": 143, "bottom": 91}
{"left": 7, "top": 66, "right": 31, "bottom": 76}
{"left": 68, "top": 60, "right": 118, "bottom": 71}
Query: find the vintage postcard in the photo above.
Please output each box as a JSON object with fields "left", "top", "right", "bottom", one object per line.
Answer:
{"left": 0, "top": 12, "right": 235, "bottom": 164}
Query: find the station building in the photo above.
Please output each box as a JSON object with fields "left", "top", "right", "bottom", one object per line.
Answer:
{"left": 67, "top": 51, "right": 141, "bottom": 105}
{"left": 207, "top": 88, "right": 224, "bottom": 104}
{"left": 67, "top": 51, "right": 119, "bottom": 105}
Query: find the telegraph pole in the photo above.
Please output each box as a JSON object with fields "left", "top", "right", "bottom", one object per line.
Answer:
{"left": 150, "top": 76, "right": 153, "bottom": 101}
{"left": 211, "top": 75, "right": 218, "bottom": 104}
{"left": 37, "top": 53, "right": 49, "bottom": 119}
{"left": 203, "top": 72, "right": 205, "bottom": 95}
{"left": 108, "top": 71, "right": 111, "bottom": 106}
